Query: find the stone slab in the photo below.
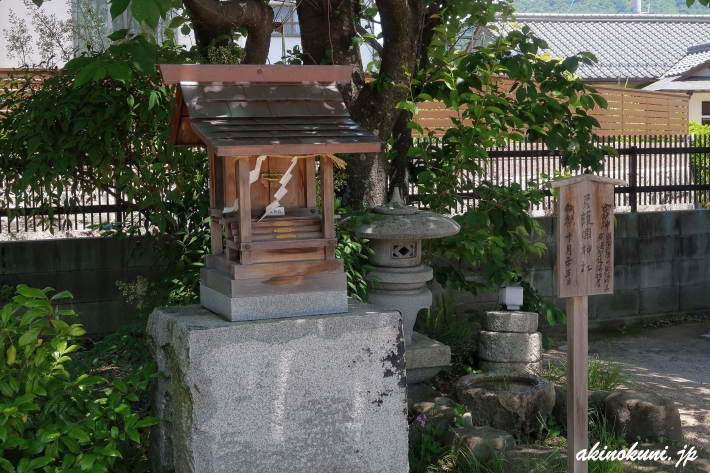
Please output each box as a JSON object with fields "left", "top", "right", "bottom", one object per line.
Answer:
{"left": 483, "top": 311, "right": 538, "bottom": 333}
{"left": 200, "top": 283, "right": 348, "bottom": 321}
{"left": 477, "top": 331, "right": 542, "bottom": 363}
{"left": 405, "top": 331, "right": 451, "bottom": 384}
{"left": 443, "top": 426, "right": 517, "bottom": 463}
{"left": 147, "top": 302, "right": 408, "bottom": 473}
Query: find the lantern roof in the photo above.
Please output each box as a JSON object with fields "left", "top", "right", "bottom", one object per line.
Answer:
{"left": 548, "top": 174, "right": 626, "bottom": 188}
{"left": 159, "top": 65, "right": 384, "bottom": 156}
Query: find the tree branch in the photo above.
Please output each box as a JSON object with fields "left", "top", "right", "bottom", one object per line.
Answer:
{"left": 184, "top": 0, "right": 274, "bottom": 64}
{"left": 356, "top": 24, "right": 383, "bottom": 55}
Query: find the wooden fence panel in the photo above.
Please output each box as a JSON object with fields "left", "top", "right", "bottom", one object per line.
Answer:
{"left": 414, "top": 83, "right": 689, "bottom": 137}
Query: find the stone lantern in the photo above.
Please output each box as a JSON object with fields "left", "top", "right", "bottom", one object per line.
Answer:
{"left": 357, "top": 189, "right": 460, "bottom": 346}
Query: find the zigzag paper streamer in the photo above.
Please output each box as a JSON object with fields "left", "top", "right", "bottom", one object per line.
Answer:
{"left": 223, "top": 155, "right": 267, "bottom": 213}
{"left": 260, "top": 156, "right": 299, "bottom": 221}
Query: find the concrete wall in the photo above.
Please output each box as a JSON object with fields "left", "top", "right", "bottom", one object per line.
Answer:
{"left": 0, "top": 237, "right": 153, "bottom": 334}
{"left": 436, "top": 209, "right": 710, "bottom": 329}
{"left": 3, "top": 209, "right": 708, "bottom": 334}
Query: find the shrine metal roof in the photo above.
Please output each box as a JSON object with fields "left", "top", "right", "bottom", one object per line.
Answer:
{"left": 159, "top": 65, "right": 384, "bottom": 156}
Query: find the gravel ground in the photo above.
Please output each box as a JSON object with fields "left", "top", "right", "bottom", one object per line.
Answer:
{"left": 545, "top": 317, "right": 710, "bottom": 449}
{"left": 585, "top": 321, "right": 710, "bottom": 449}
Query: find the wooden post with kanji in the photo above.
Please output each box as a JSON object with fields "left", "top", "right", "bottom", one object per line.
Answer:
{"left": 550, "top": 175, "right": 626, "bottom": 473}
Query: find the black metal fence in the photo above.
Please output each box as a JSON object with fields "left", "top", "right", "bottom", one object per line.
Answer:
{"left": 0, "top": 186, "right": 143, "bottom": 234}
{"left": 2, "top": 135, "right": 710, "bottom": 234}
{"left": 408, "top": 135, "right": 710, "bottom": 214}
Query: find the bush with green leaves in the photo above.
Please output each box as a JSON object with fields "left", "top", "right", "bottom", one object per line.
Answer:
{"left": 0, "top": 39, "right": 210, "bottom": 315}
{"left": 400, "top": 15, "right": 616, "bottom": 326}
{"left": 0, "top": 285, "right": 159, "bottom": 472}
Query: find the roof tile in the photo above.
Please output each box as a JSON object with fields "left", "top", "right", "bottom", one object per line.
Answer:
{"left": 493, "top": 14, "right": 710, "bottom": 80}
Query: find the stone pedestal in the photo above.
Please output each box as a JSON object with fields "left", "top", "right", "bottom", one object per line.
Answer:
{"left": 147, "top": 302, "right": 408, "bottom": 473}
{"left": 406, "top": 331, "right": 451, "bottom": 384}
{"left": 368, "top": 285, "right": 432, "bottom": 345}
{"left": 477, "top": 310, "right": 541, "bottom": 374}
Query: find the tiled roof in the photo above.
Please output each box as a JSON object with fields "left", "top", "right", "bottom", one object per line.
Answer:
{"left": 158, "top": 65, "right": 383, "bottom": 156}
{"left": 661, "top": 43, "right": 710, "bottom": 77}
{"left": 493, "top": 14, "right": 710, "bottom": 81}
{"left": 646, "top": 43, "right": 710, "bottom": 92}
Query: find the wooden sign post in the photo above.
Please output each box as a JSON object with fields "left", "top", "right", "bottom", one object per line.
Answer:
{"left": 550, "top": 175, "right": 625, "bottom": 473}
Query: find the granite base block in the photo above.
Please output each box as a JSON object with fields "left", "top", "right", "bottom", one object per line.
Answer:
{"left": 200, "top": 283, "right": 348, "bottom": 321}
{"left": 406, "top": 331, "right": 451, "bottom": 384}
{"left": 147, "top": 302, "right": 408, "bottom": 473}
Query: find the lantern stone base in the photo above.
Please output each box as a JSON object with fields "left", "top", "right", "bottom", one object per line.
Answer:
{"left": 368, "top": 286, "right": 432, "bottom": 345}
{"left": 406, "top": 331, "right": 451, "bottom": 384}
{"left": 147, "top": 302, "right": 408, "bottom": 473}
{"left": 200, "top": 284, "right": 348, "bottom": 321}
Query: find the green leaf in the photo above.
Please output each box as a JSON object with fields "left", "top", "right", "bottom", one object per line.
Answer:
{"left": 168, "top": 16, "right": 186, "bottom": 28}
{"left": 60, "top": 436, "right": 81, "bottom": 454}
{"left": 50, "top": 290, "right": 73, "bottom": 301}
{"left": 110, "top": 0, "right": 131, "bottom": 20}
{"left": 20, "top": 308, "right": 47, "bottom": 326}
{"left": 2, "top": 435, "right": 24, "bottom": 448}
{"left": 74, "top": 65, "right": 98, "bottom": 88}
{"left": 395, "top": 101, "right": 417, "bottom": 115}
{"left": 79, "top": 453, "right": 96, "bottom": 470}
{"left": 16, "top": 285, "right": 48, "bottom": 299}
{"left": 68, "top": 326, "right": 86, "bottom": 337}
{"left": 127, "top": 428, "right": 140, "bottom": 443}
{"left": 113, "top": 380, "right": 128, "bottom": 393}
{"left": 106, "top": 63, "right": 133, "bottom": 85}
{"left": 19, "top": 327, "right": 42, "bottom": 346}
{"left": 107, "top": 29, "right": 129, "bottom": 41}
{"left": 134, "top": 417, "right": 160, "bottom": 428}
{"left": 0, "top": 457, "right": 13, "bottom": 472}
{"left": 6, "top": 345, "right": 17, "bottom": 365}
{"left": 28, "top": 457, "right": 53, "bottom": 469}
{"left": 68, "top": 427, "right": 91, "bottom": 443}
{"left": 148, "top": 90, "right": 158, "bottom": 110}
{"left": 132, "top": 0, "right": 162, "bottom": 30}
{"left": 27, "top": 136, "right": 41, "bottom": 156}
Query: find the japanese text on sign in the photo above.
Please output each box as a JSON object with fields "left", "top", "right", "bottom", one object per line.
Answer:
{"left": 555, "top": 177, "right": 620, "bottom": 298}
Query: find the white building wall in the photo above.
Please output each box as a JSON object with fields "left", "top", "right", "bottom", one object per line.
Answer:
{"left": 1, "top": 1, "right": 379, "bottom": 70}
{"left": 266, "top": 36, "right": 376, "bottom": 67}
{"left": 689, "top": 92, "right": 710, "bottom": 123}
{"left": 0, "top": 0, "right": 73, "bottom": 68}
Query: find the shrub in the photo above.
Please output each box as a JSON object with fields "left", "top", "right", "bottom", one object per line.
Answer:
{"left": 0, "top": 285, "right": 159, "bottom": 472}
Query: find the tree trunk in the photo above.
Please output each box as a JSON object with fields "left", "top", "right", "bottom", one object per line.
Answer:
{"left": 184, "top": 0, "right": 274, "bottom": 64}
{"left": 390, "top": 108, "right": 414, "bottom": 199}
{"left": 298, "top": 0, "right": 427, "bottom": 208}
{"left": 389, "top": 2, "right": 443, "bottom": 202}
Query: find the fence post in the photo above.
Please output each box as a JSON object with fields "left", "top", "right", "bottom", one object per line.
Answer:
{"left": 629, "top": 145, "right": 638, "bottom": 213}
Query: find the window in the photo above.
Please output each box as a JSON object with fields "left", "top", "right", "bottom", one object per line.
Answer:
{"left": 703, "top": 101, "right": 710, "bottom": 116}
{"left": 271, "top": 5, "right": 300, "bottom": 37}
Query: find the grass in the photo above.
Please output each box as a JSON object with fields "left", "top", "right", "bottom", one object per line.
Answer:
{"left": 409, "top": 407, "right": 706, "bottom": 473}
{"left": 536, "top": 352, "right": 631, "bottom": 392}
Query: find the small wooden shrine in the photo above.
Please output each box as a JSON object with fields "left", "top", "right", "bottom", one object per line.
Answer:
{"left": 159, "top": 64, "right": 384, "bottom": 320}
